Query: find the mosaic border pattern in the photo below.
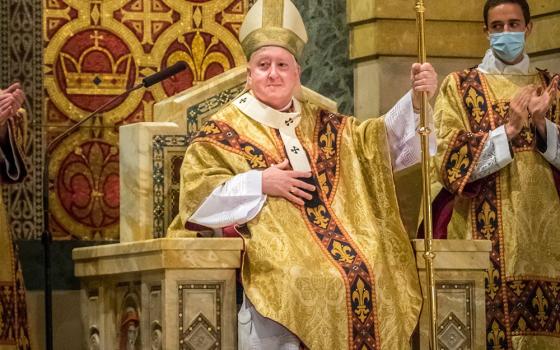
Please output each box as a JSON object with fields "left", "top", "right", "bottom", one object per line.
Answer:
{"left": 178, "top": 282, "right": 223, "bottom": 350}
{"left": 0, "top": 0, "right": 44, "bottom": 239}
{"left": 151, "top": 84, "right": 244, "bottom": 238}
{"left": 152, "top": 134, "right": 189, "bottom": 238}
{"left": 437, "top": 281, "right": 475, "bottom": 350}
{"left": 185, "top": 84, "right": 245, "bottom": 138}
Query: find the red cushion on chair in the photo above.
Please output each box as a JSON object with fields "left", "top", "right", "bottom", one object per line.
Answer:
{"left": 185, "top": 221, "right": 244, "bottom": 238}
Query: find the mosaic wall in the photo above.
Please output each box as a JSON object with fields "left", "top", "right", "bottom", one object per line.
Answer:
{"left": 1, "top": 0, "right": 352, "bottom": 243}
{"left": 43, "top": 0, "right": 247, "bottom": 240}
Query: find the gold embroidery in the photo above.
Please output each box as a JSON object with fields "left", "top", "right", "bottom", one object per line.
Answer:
{"left": 494, "top": 101, "right": 508, "bottom": 119}
{"left": 532, "top": 287, "right": 549, "bottom": 327}
{"left": 466, "top": 87, "right": 485, "bottom": 123}
{"left": 242, "top": 27, "right": 305, "bottom": 61}
{"left": 550, "top": 282, "right": 559, "bottom": 298}
{"left": 447, "top": 144, "right": 470, "bottom": 183}
{"left": 520, "top": 127, "right": 534, "bottom": 144}
{"left": 486, "top": 265, "right": 499, "bottom": 300}
{"left": 478, "top": 201, "right": 496, "bottom": 240}
{"left": 306, "top": 205, "right": 329, "bottom": 229}
{"left": 262, "top": 0, "right": 284, "bottom": 27}
{"left": 319, "top": 123, "right": 336, "bottom": 159}
{"left": 352, "top": 278, "right": 371, "bottom": 323}
{"left": 510, "top": 280, "right": 525, "bottom": 297}
{"left": 201, "top": 123, "right": 220, "bottom": 135}
{"left": 317, "top": 173, "right": 330, "bottom": 196}
{"left": 488, "top": 320, "right": 505, "bottom": 350}
{"left": 330, "top": 241, "right": 355, "bottom": 264}
{"left": 518, "top": 317, "right": 527, "bottom": 332}
{"left": 242, "top": 145, "right": 267, "bottom": 168}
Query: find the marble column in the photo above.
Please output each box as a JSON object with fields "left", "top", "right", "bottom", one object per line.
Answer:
{"left": 413, "top": 239, "right": 492, "bottom": 350}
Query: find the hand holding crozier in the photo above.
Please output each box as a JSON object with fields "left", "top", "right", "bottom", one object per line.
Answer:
{"left": 411, "top": 62, "right": 438, "bottom": 112}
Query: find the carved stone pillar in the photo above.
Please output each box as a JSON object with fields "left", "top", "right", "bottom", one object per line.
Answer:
{"left": 413, "top": 239, "right": 491, "bottom": 350}
{"left": 73, "top": 238, "right": 243, "bottom": 350}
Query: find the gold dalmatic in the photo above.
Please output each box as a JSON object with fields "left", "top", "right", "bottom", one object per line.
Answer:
{"left": 170, "top": 101, "right": 422, "bottom": 349}
{"left": 435, "top": 68, "right": 560, "bottom": 349}
{"left": 0, "top": 112, "right": 32, "bottom": 350}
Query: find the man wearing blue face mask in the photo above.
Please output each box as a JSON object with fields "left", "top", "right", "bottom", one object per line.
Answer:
{"left": 431, "top": 0, "right": 560, "bottom": 349}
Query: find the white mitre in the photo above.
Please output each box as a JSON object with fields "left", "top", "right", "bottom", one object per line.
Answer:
{"left": 239, "top": 0, "right": 308, "bottom": 61}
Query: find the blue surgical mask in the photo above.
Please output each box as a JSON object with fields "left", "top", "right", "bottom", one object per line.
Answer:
{"left": 489, "top": 32, "right": 526, "bottom": 63}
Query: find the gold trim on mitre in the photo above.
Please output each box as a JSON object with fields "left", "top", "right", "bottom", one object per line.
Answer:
{"left": 242, "top": 27, "right": 306, "bottom": 62}
{"left": 240, "top": 0, "right": 308, "bottom": 61}
{"left": 262, "top": 0, "right": 283, "bottom": 27}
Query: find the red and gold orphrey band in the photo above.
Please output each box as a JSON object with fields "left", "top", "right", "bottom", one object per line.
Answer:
{"left": 192, "top": 111, "right": 381, "bottom": 349}
{"left": 444, "top": 68, "right": 560, "bottom": 348}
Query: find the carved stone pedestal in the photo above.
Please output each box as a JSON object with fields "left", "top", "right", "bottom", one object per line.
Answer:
{"left": 413, "top": 239, "right": 491, "bottom": 350}
{"left": 73, "top": 238, "right": 243, "bottom": 350}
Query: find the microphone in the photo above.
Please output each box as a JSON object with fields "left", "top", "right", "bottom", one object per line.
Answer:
{"left": 143, "top": 61, "right": 187, "bottom": 88}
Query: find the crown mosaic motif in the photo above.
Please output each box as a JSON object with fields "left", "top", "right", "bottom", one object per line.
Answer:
{"left": 61, "top": 30, "right": 133, "bottom": 95}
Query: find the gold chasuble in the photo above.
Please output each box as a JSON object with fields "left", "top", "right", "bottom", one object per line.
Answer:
{"left": 171, "top": 94, "right": 422, "bottom": 349}
{"left": 434, "top": 68, "right": 560, "bottom": 349}
{"left": 0, "top": 110, "right": 32, "bottom": 350}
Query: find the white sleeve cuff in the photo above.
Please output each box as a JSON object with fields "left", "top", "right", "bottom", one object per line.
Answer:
{"left": 385, "top": 90, "right": 435, "bottom": 171}
{"left": 491, "top": 125, "right": 513, "bottom": 168}
{"left": 220, "top": 169, "right": 263, "bottom": 196}
{"left": 385, "top": 91, "right": 417, "bottom": 170}
{"left": 469, "top": 126, "right": 513, "bottom": 182}
{"left": 385, "top": 91, "right": 415, "bottom": 144}
{"left": 189, "top": 170, "right": 267, "bottom": 228}
{"left": 542, "top": 118, "right": 559, "bottom": 162}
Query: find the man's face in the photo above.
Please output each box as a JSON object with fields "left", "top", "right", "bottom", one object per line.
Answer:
{"left": 247, "top": 46, "right": 301, "bottom": 110}
{"left": 486, "top": 3, "right": 532, "bottom": 35}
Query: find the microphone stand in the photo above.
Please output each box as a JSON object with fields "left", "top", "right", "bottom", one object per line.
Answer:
{"left": 42, "top": 82, "right": 143, "bottom": 350}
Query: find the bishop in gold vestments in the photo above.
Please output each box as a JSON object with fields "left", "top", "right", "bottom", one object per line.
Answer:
{"left": 169, "top": 0, "right": 439, "bottom": 348}
{"left": 171, "top": 95, "right": 424, "bottom": 349}
{"left": 0, "top": 84, "right": 31, "bottom": 350}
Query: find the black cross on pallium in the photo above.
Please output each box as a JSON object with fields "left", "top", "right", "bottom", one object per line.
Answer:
{"left": 291, "top": 146, "right": 300, "bottom": 154}
{"left": 239, "top": 97, "right": 247, "bottom": 103}
{"left": 285, "top": 118, "right": 294, "bottom": 126}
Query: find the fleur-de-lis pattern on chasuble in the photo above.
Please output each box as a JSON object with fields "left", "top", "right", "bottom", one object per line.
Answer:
{"left": 43, "top": 0, "right": 248, "bottom": 240}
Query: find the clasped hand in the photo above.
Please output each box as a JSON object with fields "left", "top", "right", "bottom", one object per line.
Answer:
{"left": 262, "top": 159, "right": 316, "bottom": 206}
{"left": 0, "top": 82, "right": 25, "bottom": 122}
{"left": 506, "top": 76, "right": 559, "bottom": 140}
